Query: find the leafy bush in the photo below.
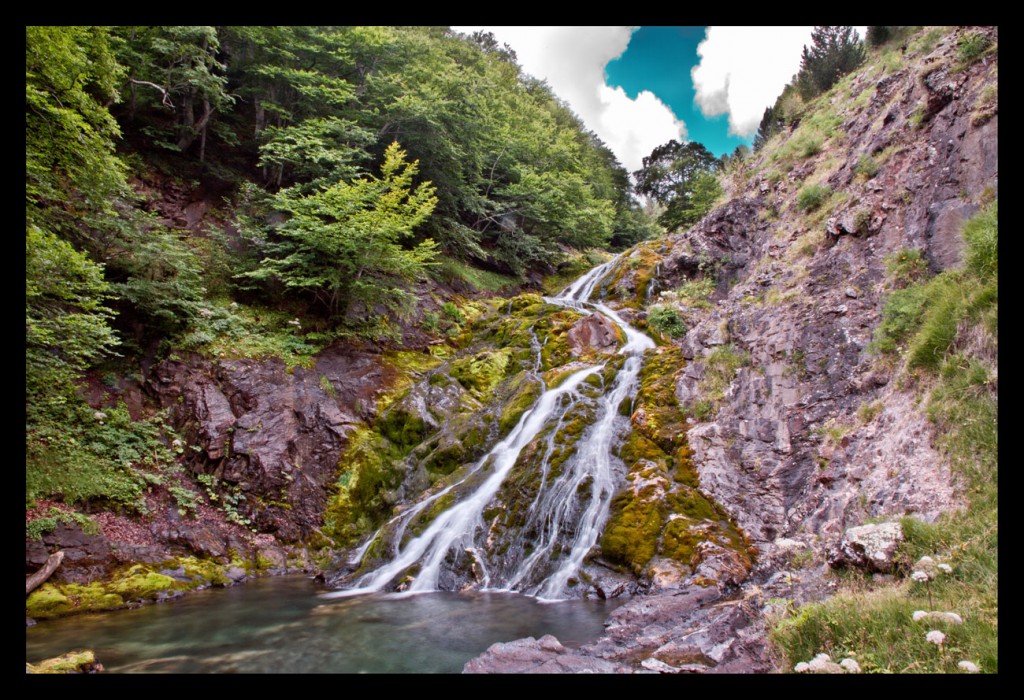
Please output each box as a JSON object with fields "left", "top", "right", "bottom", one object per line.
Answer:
{"left": 796, "top": 185, "right": 831, "bottom": 212}
{"left": 441, "top": 302, "right": 464, "bottom": 324}
{"left": 26, "top": 403, "right": 178, "bottom": 511}
{"left": 677, "top": 277, "right": 716, "bottom": 307}
{"left": 957, "top": 32, "right": 991, "bottom": 66}
{"left": 647, "top": 306, "right": 687, "bottom": 338}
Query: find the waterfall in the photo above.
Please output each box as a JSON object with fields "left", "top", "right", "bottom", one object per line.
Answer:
{"left": 325, "top": 256, "right": 654, "bottom": 600}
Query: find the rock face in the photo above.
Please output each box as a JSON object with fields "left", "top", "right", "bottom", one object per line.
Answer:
{"left": 151, "top": 345, "right": 382, "bottom": 542}
{"left": 465, "top": 27, "right": 996, "bottom": 674}
{"left": 655, "top": 29, "right": 996, "bottom": 550}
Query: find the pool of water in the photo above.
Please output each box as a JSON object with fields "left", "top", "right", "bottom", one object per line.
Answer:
{"left": 26, "top": 575, "right": 620, "bottom": 673}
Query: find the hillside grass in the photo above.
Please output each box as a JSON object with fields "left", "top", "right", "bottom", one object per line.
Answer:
{"left": 771, "top": 201, "right": 998, "bottom": 673}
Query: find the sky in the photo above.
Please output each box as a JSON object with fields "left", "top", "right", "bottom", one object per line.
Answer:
{"left": 451, "top": 26, "right": 866, "bottom": 172}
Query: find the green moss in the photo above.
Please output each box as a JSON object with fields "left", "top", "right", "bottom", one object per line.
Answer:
{"left": 498, "top": 376, "right": 543, "bottom": 435}
{"left": 26, "top": 583, "right": 74, "bottom": 618}
{"left": 109, "top": 568, "right": 182, "bottom": 600}
{"left": 424, "top": 439, "right": 466, "bottom": 476}
{"left": 323, "top": 427, "right": 404, "bottom": 547}
{"left": 450, "top": 349, "right": 513, "bottom": 398}
{"left": 26, "top": 650, "right": 97, "bottom": 674}
{"left": 601, "top": 486, "right": 666, "bottom": 574}
{"left": 378, "top": 404, "right": 428, "bottom": 451}
{"left": 178, "top": 555, "right": 231, "bottom": 586}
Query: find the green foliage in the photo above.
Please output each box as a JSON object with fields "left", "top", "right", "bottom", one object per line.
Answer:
{"left": 26, "top": 507, "right": 99, "bottom": 539}
{"left": 432, "top": 259, "right": 519, "bottom": 292}
{"left": 646, "top": 306, "right": 687, "bottom": 339}
{"left": 796, "top": 184, "right": 831, "bottom": 212}
{"left": 963, "top": 201, "right": 997, "bottom": 279}
{"left": 956, "top": 32, "right": 992, "bottom": 67}
{"left": 26, "top": 227, "right": 120, "bottom": 400}
{"left": 633, "top": 140, "right": 722, "bottom": 231}
{"left": 240, "top": 142, "right": 438, "bottom": 320}
{"left": 26, "top": 402, "right": 177, "bottom": 511}
{"left": 866, "top": 26, "right": 893, "bottom": 47}
{"left": 441, "top": 301, "right": 464, "bottom": 324}
{"left": 113, "top": 26, "right": 234, "bottom": 158}
{"left": 886, "top": 248, "right": 929, "bottom": 288}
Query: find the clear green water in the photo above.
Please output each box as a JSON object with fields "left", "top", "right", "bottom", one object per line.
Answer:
{"left": 25, "top": 575, "right": 619, "bottom": 673}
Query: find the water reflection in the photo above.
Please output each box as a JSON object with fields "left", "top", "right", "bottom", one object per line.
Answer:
{"left": 26, "top": 575, "right": 618, "bottom": 673}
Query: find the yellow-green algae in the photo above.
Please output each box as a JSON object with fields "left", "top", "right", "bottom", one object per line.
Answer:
{"left": 26, "top": 650, "right": 98, "bottom": 674}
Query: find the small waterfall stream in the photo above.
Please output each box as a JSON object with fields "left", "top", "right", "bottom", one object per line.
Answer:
{"left": 327, "top": 255, "right": 653, "bottom": 600}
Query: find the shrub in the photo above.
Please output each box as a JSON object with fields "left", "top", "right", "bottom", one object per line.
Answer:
{"left": 796, "top": 184, "right": 831, "bottom": 212}
{"left": 647, "top": 306, "right": 687, "bottom": 338}
{"left": 957, "top": 32, "right": 991, "bottom": 66}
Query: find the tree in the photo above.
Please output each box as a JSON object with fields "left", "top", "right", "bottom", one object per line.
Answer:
{"left": 753, "top": 105, "right": 782, "bottom": 151}
{"left": 113, "top": 26, "right": 233, "bottom": 160}
{"left": 240, "top": 142, "right": 438, "bottom": 319}
{"left": 633, "top": 140, "right": 721, "bottom": 231}
{"left": 796, "top": 26, "right": 866, "bottom": 100}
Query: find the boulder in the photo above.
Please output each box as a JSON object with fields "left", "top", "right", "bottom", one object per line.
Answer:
{"left": 567, "top": 313, "right": 620, "bottom": 356}
{"left": 826, "top": 520, "right": 903, "bottom": 573}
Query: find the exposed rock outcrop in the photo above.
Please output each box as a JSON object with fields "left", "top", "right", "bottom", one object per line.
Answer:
{"left": 150, "top": 345, "right": 380, "bottom": 542}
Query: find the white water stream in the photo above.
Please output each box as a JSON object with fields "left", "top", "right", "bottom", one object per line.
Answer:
{"left": 325, "top": 256, "right": 653, "bottom": 600}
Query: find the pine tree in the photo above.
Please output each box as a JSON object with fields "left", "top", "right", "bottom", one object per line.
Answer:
{"left": 753, "top": 106, "right": 782, "bottom": 152}
{"left": 796, "top": 26, "right": 866, "bottom": 100}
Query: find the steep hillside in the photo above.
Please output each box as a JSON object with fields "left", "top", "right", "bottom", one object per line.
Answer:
{"left": 467, "top": 25, "right": 997, "bottom": 673}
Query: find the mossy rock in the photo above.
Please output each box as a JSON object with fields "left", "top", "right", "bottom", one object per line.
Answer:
{"left": 378, "top": 404, "right": 428, "bottom": 451}
{"left": 109, "top": 567, "right": 183, "bottom": 600}
{"left": 450, "top": 349, "right": 513, "bottom": 398}
{"left": 497, "top": 375, "right": 543, "bottom": 435}
{"left": 178, "top": 555, "right": 231, "bottom": 586}
{"left": 424, "top": 437, "right": 466, "bottom": 476}
{"left": 601, "top": 487, "right": 667, "bottom": 575}
{"left": 26, "top": 650, "right": 98, "bottom": 674}
{"left": 26, "top": 583, "right": 74, "bottom": 619}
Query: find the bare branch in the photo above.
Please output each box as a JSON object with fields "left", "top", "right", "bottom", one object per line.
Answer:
{"left": 129, "top": 79, "right": 175, "bottom": 109}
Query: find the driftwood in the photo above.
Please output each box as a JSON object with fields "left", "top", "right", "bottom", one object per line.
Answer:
{"left": 26, "top": 551, "right": 64, "bottom": 595}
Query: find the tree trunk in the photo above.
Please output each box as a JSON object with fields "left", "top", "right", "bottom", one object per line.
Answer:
{"left": 26, "top": 551, "right": 64, "bottom": 595}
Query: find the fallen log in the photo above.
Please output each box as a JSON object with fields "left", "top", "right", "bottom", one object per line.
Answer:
{"left": 26, "top": 551, "right": 64, "bottom": 595}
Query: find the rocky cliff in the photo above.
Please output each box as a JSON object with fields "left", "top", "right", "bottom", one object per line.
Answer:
{"left": 466, "top": 25, "right": 997, "bottom": 672}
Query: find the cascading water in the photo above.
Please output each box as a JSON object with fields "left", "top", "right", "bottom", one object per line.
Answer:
{"left": 326, "top": 255, "right": 653, "bottom": 600}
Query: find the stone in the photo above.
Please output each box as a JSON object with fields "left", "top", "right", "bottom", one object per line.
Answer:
{"left": 567, "top": 313, "right": 620, "bottom": 356}
{"left": 826, "top": 521, "right": 904, "bottom": 573}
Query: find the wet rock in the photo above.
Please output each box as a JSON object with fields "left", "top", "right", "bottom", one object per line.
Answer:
{"left": 690, "top": 542, "right": 750, "bottom": 589}
{"left": 826, "top": 520, "right": 903, "bottom": 573}
{"left": 225, "top": 566, "right": 248, "bottom": 582}
{"left": 463, "top": 635, "right": 620, "bottom": 674}
{"left": 567, "top": 313, "right": 620, "bottom": 356}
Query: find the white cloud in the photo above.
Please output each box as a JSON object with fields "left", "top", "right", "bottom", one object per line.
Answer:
{"left": 452, "top": 26, "right": 685, "bottom": 172}
{"left": 691, "top": 26, "right": 867, "bottom": 138}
